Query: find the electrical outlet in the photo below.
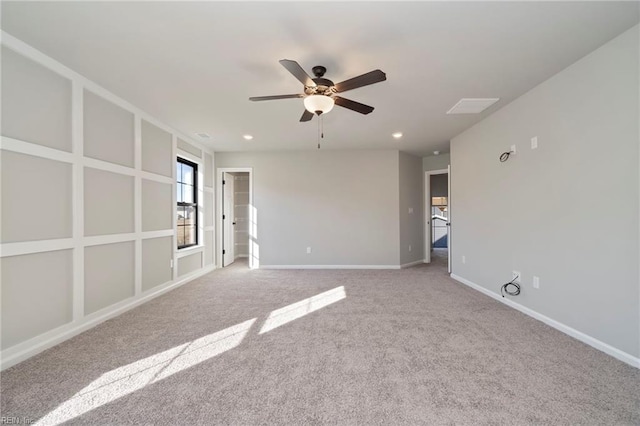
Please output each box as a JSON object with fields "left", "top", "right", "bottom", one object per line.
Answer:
{"left": 170, "top": 259, "right": 174, "bottom": 269}
{"left": 408, "top": 207, "right": 414, "bottom": 214}
{"left": 531, "top": 136, "right": 538, "bottom": 149}
{"left": 462, "top": 255, "right": 466, "bottom": 264}
{"left": 512, "top": 270, "right": 521, "bottom": 283}
{"left": 409, "top": 245, "right": 412, "bottom": 252}
{"left": 306, "top": 247, "right": 312, "bottom": 254}
{"left": 533, "top": 276, "right": 540, "bottom": 289}
{"left": 510, "top": 144, "right": 517, "bottom": 155}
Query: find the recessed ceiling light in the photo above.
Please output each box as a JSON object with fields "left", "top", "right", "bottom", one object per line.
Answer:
{"left": 433, "top": 151, "right": 440, "bottom": 156}
{"left": 392, "top": 132, "right": 403, "bottom": 139}
{"left": 243, "top": 134, "right": 253, "bottom": 140}
{"left": 195, "top": 132, "right": 211, "bottom": 139}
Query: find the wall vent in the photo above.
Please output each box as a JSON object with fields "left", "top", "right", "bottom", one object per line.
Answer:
{"left": 446, "top": 98, "right": 499, "bottom": 114}
{"left": 195, "top": 132, "right": 211, "bottom": 139}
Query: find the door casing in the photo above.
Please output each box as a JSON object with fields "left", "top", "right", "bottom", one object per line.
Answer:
{"left": 424, "top": 168, "right": 450, "bottom": 270}
{"left": 216, "top": 167, "right": 254, "bottom": 268}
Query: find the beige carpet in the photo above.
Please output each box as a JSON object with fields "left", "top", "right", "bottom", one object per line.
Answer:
{"left": 2, "top": 252, "right": 639, "bottom": 425}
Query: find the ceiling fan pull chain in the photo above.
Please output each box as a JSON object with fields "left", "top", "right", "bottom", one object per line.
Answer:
{"left": 317, "top": 116, "right": 321, "bottom": 149}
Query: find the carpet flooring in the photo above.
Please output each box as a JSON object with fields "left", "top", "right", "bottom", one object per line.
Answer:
{"left": 1, "top": 251, "right": 639, "bottom": 425}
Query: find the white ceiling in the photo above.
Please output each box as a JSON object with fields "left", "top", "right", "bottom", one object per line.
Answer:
{"left": 2, "top": 1, "right": 638, "bottom": 156}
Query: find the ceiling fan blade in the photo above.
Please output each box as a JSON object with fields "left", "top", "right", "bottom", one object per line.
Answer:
{"left": 334, "top": 70, "right": 386, "bottom": 93}
{"left": 300, "top": 110, "right": 314, "bottom": 122}
{"left": 334, "top": 96, "right": 374, "bottom": 114}
{"left": 279, "top": 59, "right": 316, "bottom": 87}
{"left": 249, "top": 94, "right": 304, "bottom": 101}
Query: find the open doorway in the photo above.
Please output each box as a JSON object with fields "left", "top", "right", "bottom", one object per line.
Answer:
{"left": 424, "top": 167, "right": 451, "bottom": 272}
{"left": 217, "top": 168, "right": 254, "bottom": 269}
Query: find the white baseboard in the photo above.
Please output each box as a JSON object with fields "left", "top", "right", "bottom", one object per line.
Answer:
{"left": 450, "top": 273, "right": 640, "bottom": 369}
{"left": 401, "top": 260, "right": 424, "bottom": 269}
{"left": 1, "top": 265, "right": 216, "bottom": 371}
{"left": 260, "top": 264, "right": 401, "bottom": 270}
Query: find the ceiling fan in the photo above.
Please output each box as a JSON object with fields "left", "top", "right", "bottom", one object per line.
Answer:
{"left": 249, "top": 59, "right": 387, "bottom": 122}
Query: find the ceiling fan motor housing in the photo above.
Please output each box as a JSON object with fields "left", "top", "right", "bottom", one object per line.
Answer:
{"left": 308, "top": 78, "right": 335, "bottom": 94}
{"left": 312, "top": 65, "right": 327, "bottom": 77}
{"left": 305, "top": 65, "right": 335, "bottom": 96}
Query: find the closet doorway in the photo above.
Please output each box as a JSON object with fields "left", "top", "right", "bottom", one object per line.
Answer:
{"left": 424, "top": 167, "right": 451, "bottom": 273}
{"left": 217, "top": 168, "right": 254, "bottom": 268}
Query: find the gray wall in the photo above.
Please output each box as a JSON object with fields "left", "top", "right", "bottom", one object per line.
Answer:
{"left": 216, "top": 150, "right": 401, "bottom": 266}
{"left": 1, "top": 250, "right": 73, "bottom": 349}
{"left": 1, "top": 151, "right": 72, "bottom": 243}
{"left": 423, "top": 153, "right": 450, "bottom": 172}
{"left": 450, "top": 26, "right": 639, "bottom": 357}
{"left": 399, "top": 152, "right": 424, "bottom": 265}
{"left": 1, "top": 46, "right": 71, "bottom": 152}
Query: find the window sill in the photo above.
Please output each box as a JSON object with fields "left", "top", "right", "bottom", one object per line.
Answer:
{"left": 176, "top": 244, "right": 204, "bottom": 258}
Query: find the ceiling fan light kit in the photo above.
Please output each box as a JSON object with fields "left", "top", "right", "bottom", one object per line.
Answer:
{"left": 303, "top": 95, "right": 334, "bottom": 115}
{"left": 249, "top": 59, "right": 386, "bottom": 122}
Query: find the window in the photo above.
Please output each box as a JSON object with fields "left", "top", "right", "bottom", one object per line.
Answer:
{"left": 177, "top": 158, "right": 198, "bottom": 249}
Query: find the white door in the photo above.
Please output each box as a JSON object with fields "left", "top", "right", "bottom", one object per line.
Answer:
{"left": 447, "top": 165, "right": 451, "bottom": 274}
{"left": 223, "top": 172, "right": 235, "bottom": 267}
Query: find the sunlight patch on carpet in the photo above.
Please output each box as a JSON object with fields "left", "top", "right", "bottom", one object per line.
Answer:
{"left": 259, "top": 286, "right": 346, "bottom": 334}
{"left": 35, "top": 318, "right": 256, "bottom": 426}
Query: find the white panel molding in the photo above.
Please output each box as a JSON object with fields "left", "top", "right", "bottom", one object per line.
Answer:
{"left": 134, "top": 114, "right": 142, "bottom": 297}
{"left": 1, "top": 136, "right": 74, "bottom": 163}
{"left": 172, "top": 135, "right": 178, "bottom": 282}
{"left": 141, "top": 229, "right": 174, "bottom": 240}
{"left": 83, "top": 156, "right": 136, "bottom": 177}
{"left": 1, "top": 233, "right": 176, "bottom": 255}
{"left": 72, "top": 79, "right": 85, "bottom": 321}
{"left": 0, "top": 31, "right": 217, "bottom": 370}
{"left": 197, "top": 157, "right": 205, "bottom": 256}
{"left": 0, "top": 238, "right": 75, "bottom": 258}
{"left": 450, "top": 274, "right": 640, "bottom": 369}
{"left": 83, "top": 233, "right": 137, "bottom": 247}
{"left": 261, "top": 265, "right": 402, "bottom": 270}
{"left": 0, "top": 264, "right": 216, "bottom": 371}
{"left": 140, "top": 170, "right": 173, "bottom": 185}
{"left": 0, "top": 137, "right": 173, "bottom": 185}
